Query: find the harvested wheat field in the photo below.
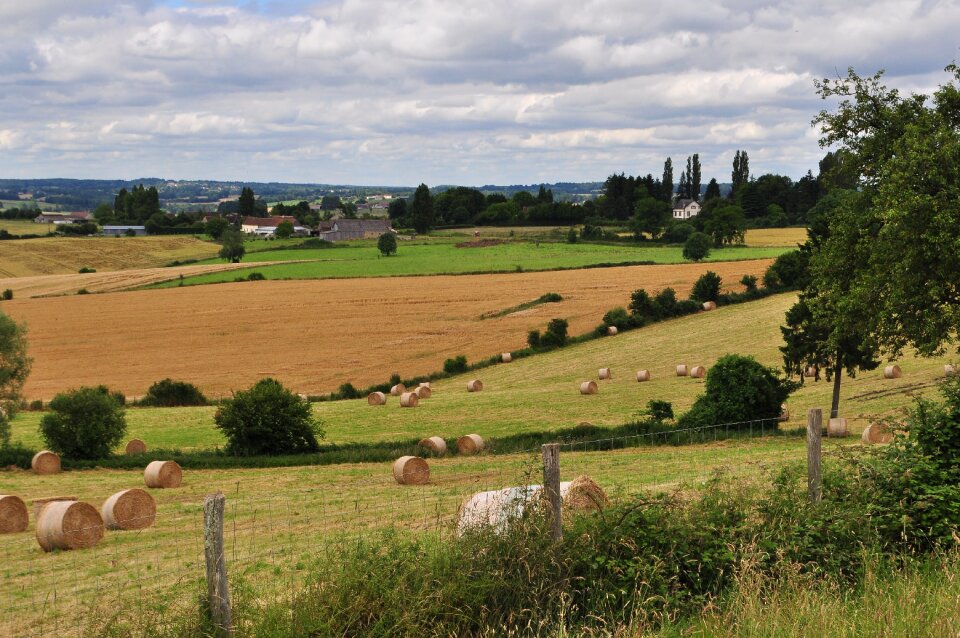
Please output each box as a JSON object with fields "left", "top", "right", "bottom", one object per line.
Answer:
{"left": 0, "top": 260, "right": 305, "bottom": 298}
{"left": 5, "top": 259, "right": 772, "bottom": 399}
{"left": 0, "top": 236, "right": 219, "bottom": 278}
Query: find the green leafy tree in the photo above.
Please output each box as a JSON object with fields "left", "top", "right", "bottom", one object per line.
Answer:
{"left": 0, "top": 310, "right": 31, "bottom": 446}
{"left": 540, "top": 318, "right": 569, "bottom": 348}
{"left": 703, "top": 178, "right": 721, "bottom": 201}
{"left": 40, "top": 387, "right": 127, "bottom": 459}
{"left": 275, "top": 220, "right": 294, "bottom": 239}
{"left": 387, "top": 198, "right": 407, "bottom": 222}
{"left": 683, "top": 232, "right": 711, "bottom": 262}
{"left": 661, "top": 157, "right": 674, "bottom": 203}
{"left": 731, "top": 150, "right": 750, "bottom": 198}
{"left": 690, "top": 271, "right": 722, "bottom": 303}
{"left": 690, "top": 153, "right": 702, "bottom": 201}
{"left": 705, "top": 204, "right": 746, "bottom": 246}
{"left": 205, "top": 216, "right": 229, "bottom": 240}
{"left": 631, "top": 196, "right": 672, "bottom": 239}
{"left": 378, "top": 232, "right": 397, "bottom": 256}
{"left": 214, "top": 378, "right": 322, "bottom": 456}
{"left": 219, "top": 228, "right": 245, "bottom": 263}
{"left": 410, "top": 183, "right": 434, "bottom": 234}
{"left": 238, "top": 187, "right": 257, "bottom": 218}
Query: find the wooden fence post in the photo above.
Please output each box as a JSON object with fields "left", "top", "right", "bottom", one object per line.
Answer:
{"left": 807, "top": 408, "right": 823, "bottom": 504}
{"left": 204, "top": 492, "right": 233, "bottom": 637}
{"left": 542, "top": 443, "right": 562, "bottom": 541}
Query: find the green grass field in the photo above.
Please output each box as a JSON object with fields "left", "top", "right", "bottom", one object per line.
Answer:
{"left": 153, "top": 239, "right": 790, "bottom": 287}
{"left": 0, "top": 219, "right": 50, "bottom": 234}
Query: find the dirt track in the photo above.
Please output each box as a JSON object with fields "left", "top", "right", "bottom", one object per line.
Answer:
{"left": 4, "top": 259, "right": 773, "bottom": 399}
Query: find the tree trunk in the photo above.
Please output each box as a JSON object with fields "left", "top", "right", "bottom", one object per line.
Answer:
{"left": 830, "top": 356, "right": 843, "bottom": 419}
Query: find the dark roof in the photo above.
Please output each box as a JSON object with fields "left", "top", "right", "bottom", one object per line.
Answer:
{"left": 332, "top": 219, "right": 392, "bottom": 232}
{"left": 673, "top": 199, "right": 698, "bottom": 209}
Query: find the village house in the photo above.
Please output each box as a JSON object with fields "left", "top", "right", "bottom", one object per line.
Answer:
{"left": 240, "top": 216, "right": 307, "bottom": 236}
{"left": 672, "top": 199, "right": 701, "bottom": 220}
{"left": 317, "top": 218, "right": 394, "bottom": 242}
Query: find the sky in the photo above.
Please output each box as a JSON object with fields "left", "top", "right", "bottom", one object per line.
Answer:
{"left": 0, "top": 0, "right": 958, "bottom": 186}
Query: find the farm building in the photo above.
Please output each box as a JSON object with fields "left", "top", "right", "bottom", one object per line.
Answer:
{"left": 240, "top": 216, "right": 308, "bottom": 236}
{"left": 317, "top": 219, "right": 394, "bottom": 241}
{"left": 35, "top": 212, "right": 93, "bottom": 224}
{"left": 102, "top": 225, "right": 147, "bottom": 236}
{"left": 672, "top": 199, "right": 701, "bottom": 220}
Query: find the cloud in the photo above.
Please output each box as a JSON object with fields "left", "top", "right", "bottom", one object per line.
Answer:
{"left": 0, "top": 0, "right": 958, "bottom": 184}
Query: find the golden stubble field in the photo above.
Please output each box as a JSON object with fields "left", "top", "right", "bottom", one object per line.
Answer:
{"left": 5, "top": 259, "right": 772, "bottom": 399}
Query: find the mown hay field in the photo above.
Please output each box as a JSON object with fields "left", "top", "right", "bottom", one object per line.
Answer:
{"left": 4, "top": 259, "right": 773, "bottom": 399}
{"left": 0, "top": 236, "right": 220, "bottom": 277}
{"left": 0, "top": 219, "right": 48, "bottom": 235}
{"left": 8, "top": 292, "right": 953, "bottom": 452}
{"left": 162, "top": 240, "right": 789, "bottom": 286}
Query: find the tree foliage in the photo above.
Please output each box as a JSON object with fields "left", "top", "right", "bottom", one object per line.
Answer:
{"left": 0, "top": 310, "right": 31, "bottom": 446}
{"left": 214, "top": 378, "right": 322, "bottom": 456}
{"left": 40, "top": 387, "right": 127, "bottom": 459}
{"left": 410, "top": 184, "right": 435, "bottom": 234}
{"left": 219, "top": 228, "right": 245, "bottom": 263}
{"left": 378, "top": 232, "right": 397, "bottom": 256}
{"left": 682, "top": 232, "right": 711, "bottom": 262}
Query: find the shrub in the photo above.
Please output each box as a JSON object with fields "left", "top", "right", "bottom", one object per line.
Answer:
{"left": 97, "top": 385, "right": 126, "bottom": 406}
{"left": 602, "top": 307, "right": 631, "bottom": 331}
{"left": 40, "top": 386, "right": 127, "bottom": 459}
{"left": 527, "top": 329, "right": 541, "bottom": 348}
{"left": 646, "top": 399, "right": 674, "bottom": 422}
{"left": 246, "top": 272, "right": 266, "bottom": 281}
{"left": 683, "top": 232, "right": 711, "bottom": 261}
{"left": 389, "top": 373, "right": 401, "bottom": 386}
{"left": 740, "top": 274, "right": 758, "bottom": 291}
{"left": 629, "top": 289, "right": 656, "bottom": 319}
{"left": 679, "top": 354, "right": 796, "bottom": 428}
{"left": 141, "top": 378, "right": 207, "bottom": 407}
{"left": 566, "top": 227, "right": 578, "bottom": 243}
{"left": 580, "top": 224, "right": 604, "bottom": 240}
{"left": 214, "top": 378, "right": 322, "bottom": 456}
{"left": 337, "top": 382, "right": 359, "bottom": 400}
{"left": 77, "top": 288, "right": 90, "bottom": 295}
{"left": 78, "top": 267, "right": 96, "bottom": 273}
{"left": 763, "top": 250, "right": 809, "bottom": 290}
{"left": 443, "top": 355, "right": 468, "bottom": 374}
{"left": 378, "top": 232, "right": 398, "bottom": 256}
{"left": 540, "top": 318, "right": 568, "bottom": 348}
{"left": 2, "top": 289, "right": 12, "bottom": 300}
{"left": 690, "top": 271, "right": 722, "bottom": 302}
{"left": 663, "top": 222, "right": 695, "bottom": 244}
{"left": 653, "top": 288, "right": 678, "bottom": 317}
{"left": 28, "top": 399, "right": 43, "bottom": 411}
{"left": 540, "top": 292, "right": 563, "bottom": 303}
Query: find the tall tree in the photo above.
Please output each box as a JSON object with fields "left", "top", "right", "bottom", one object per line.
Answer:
{"left": 731, "top": 150, "right": 750, "bottom": 197}
{"left": 238, "top": 187, "right": 257, "bottom": 218}
{"left": 677, "top": 171, "right": 688, "bottom": 200}
{"left": 661, "top": 158, "right": 674, "bottom": 203}
{"left": 704, "top": 178, "right": 721, "bottom": 201}
{"left": 410, "top": 183, "right": 435, "bottom": 234}
{"left": 691, "top": 153, "right": 702, "bottom": 201}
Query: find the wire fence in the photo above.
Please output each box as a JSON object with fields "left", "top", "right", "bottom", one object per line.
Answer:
{"left": 1, "top": 415, "right": 809, "bottom": 636}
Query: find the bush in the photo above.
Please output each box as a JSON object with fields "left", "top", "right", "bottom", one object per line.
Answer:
{"left": 740, "top": 274, "right": 758, "bottom": 291}
{"left": 629, "top": 289, "right": 656, "bottom": 319}
{"left": 539, "top": 292, "right": 563, "bottom": 303}
{"left": 337, "top": 382, "right": 359, "bottom": 400}
{"left": 214, "top": 378, "right": 323, "bottom": 456}
{"left": 378, "top": 232, "right": 398, "bottom": 256}
{"left": 566, "top": 227, "right": 578, "bottom": 243}
{"left": 140, "top": 378, "right": 207, "bottom": 407}
{"left": 540, "top": 318, "right": 568, "bottom": 348}
{"left": 246, "top": 271, "right": 266, "bottom": 281}
{"left": 663, "top": 222, "right": 695, "bottom": 244}
{"left": 679, "top": 354, "right": 796, "bottom": 428}
{"left": 443, "top": 355, "right": 468, "bottom": 374}
{"left": 77, "top": 288, "right": 90, "bottom": 295}
{"left": 601, "top": 307, "right": 631, "bottom": 331}
{"left": 690, "top": 271, "right": 722, "bottom": 303}
{"left": 78, "top": 267, "right": 96, "bottom": 273}
{"left": 40, "top": 386, "right": 127, "bottom": 459}
{"left": 2, "top": 289, "right": 12, "bottom": 300}
{"left": 683, "top": 232, "right": 712, "bottom": 261}
{"left": 763, "top": 250, "right": 809, "bottom": 290}
{"left": 646, "top": 399, "right": 674, "bottom": 422}
{"left": 527, "top": 329, "right": 541, "bottom": 348}
{"left": 28, "top": 399, "right": 43, "bottom": 411}
{"left": 653, "top": 287, "right": 679, "bottom": 317}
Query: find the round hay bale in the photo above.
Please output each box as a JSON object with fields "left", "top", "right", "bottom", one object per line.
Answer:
{"left": 392, "top": 456, "right": 430, "bottom": 485}
{"left": 702, "top": 301, "right": 717, "bottom": 311}
{"left": 144, "top": 460, "right": 183, "bottom": 489}
{"left": 636, "top": 370, "right": 651, "bottom": 382}
{"left": 467, "top": 379, "right": 484, "bottom": 392}
{"left": 884, "top": 365, "right": 902, "bottom": 379}
{"left": 861, "top": 423, "right": 893, "bottom": 445}
{"left": 418, "top": 382, "right": 431, "bottom": 389}
{"left": 676, "top": 365, "right": 688, "bottom": 377}
{"left": 606, "top": 326, "right": 618, "bottom": 336}
{"left": 390, "top": 383, "right": 406, "bottom": 396}
{"left": 102, "top": 488, "right": 156, "bottom": 531}
{"left": 32, "top": 496, "right": 77, "bottom": 520}
{"left": 419, "top": 436, "right": 447, "bottom": 455}
{"left": 415, "top": 385, "right": 432, "bottom": 399}
{"left": 457, "top": 434, "right": 485, "bottom": 455}
{"left": 690, "top": 365, "right": 707, "bottom": 379}
{"left": 827, "top": 417, "right": 848, "bottom": 438}
{"left": 779, "top": 404, "right": 789, "bottom": 422}
{"left": 501, "top": 352, "right": 512, "bottom": 363}
{"left": 125, "top": 439, "right": 147, "bottom": 455}
{"left": 400, "top": 392, "right": 419, "bottom": 408}
{"left": 0, "top": 495, "right": 29, "bottom": 534}
{"left": 804, "top": 366, "right": 816, "bottom": 378}
{"left": 31, "top": 450, "right": 61, "bottom": 475}
{"left": 562, "top": 475, "right": 609, "bottom": 512}
{"left": 367, "top": 391, "right": 387, "bottom": 406}
{"left": 576, "top": 421, "right": 594, "bottom": 428}
{"left": 945, "top": 364, "right": 957, "bottom": 377}
{"left": 579, "top": 380, "right": 598, "bottom": 395}
{"left": 35, "top": 501, "right": 104, "bottom": 552}
{"left": 598, "top": 368, "right": 612, "bottom": 380}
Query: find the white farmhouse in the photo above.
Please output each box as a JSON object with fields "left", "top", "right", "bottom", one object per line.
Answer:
{"left": 672, "top": 199, "right": 701, "bottom": 220}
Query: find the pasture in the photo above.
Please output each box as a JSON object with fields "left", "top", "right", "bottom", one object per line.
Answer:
{"left": 160, "top": 239, "right": 789, "bottom": 286}
{"left": 4, "top": 258, "right": 773, "bottom": 399}
{"left": 0, "top": 219, "right": 49, "bottom": 235}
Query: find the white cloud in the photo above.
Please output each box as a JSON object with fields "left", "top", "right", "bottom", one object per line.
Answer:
{"left": 0, "top": 0, "right": 959, "bottom": 184}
